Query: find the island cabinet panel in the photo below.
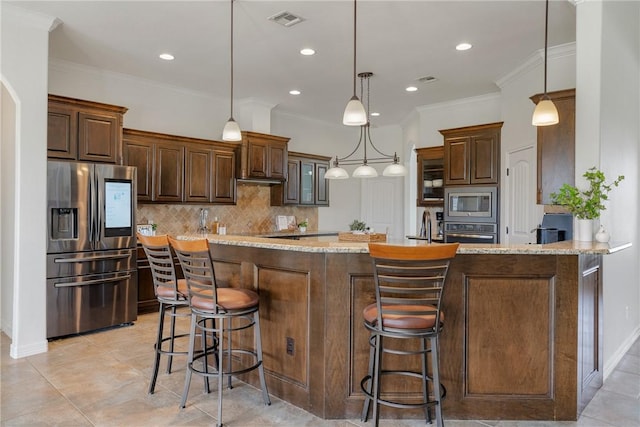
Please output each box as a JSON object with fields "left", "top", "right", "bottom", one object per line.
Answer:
{"left": 207, "top": 243, "right": 602, "bottom": 422}
{"left": 209, "top": 245, "right": 327, "bottom": 412}
{"left": 465, "top": 276, "right": 553, "bottom": 396}
{"left": 577, "top": 254, "right": 603, "bottom": 413}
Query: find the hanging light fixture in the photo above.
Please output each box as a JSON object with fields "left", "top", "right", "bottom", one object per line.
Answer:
{"left": 326, "top": 72, "right": 407, "bottom": 180}
{"left": 342, "top": 0, "right": 366, "bottom": 126}
{"left": 222, "top": 0, "right": 242, "bottom": 141}
{"left": 532, "top": 0, "right": 559, "bottom": 126}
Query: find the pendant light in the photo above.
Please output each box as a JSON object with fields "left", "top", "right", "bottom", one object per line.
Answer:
{"left": 327, "top": 72, "right": 407, "bottom": 180}
{"left": 532, "top": 0, "right": 559, "bottom": 126}
{"left": 222, "top": 0, "right": 242, "bottom": 141}
{"left": 342, "top": 0, "right": 367, "bottom": 126}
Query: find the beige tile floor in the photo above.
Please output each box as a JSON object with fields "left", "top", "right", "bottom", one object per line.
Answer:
{"left": 2, "top": 312, "right": 638, "bottom": 427}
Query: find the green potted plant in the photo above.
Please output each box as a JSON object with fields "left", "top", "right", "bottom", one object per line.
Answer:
{"left": 550, "top": 167, "right": 624, "bottom": 241}
{"left": 297, "top": 219, "right": 308, "bottom": 233}
{"left": 349, "top": 219, "right": 367, "bottom": 234}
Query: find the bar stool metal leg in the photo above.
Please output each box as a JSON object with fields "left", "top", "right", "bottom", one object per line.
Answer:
{"left": 149, "top": 301, "right": 167, "bottom": 394}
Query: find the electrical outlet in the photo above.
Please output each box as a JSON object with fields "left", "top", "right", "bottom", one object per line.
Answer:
{"left": 625, "top": 306, "right": 630, "bottom": 320}
{"left": 286, "top": 337, "right": 294, "bottom": 355}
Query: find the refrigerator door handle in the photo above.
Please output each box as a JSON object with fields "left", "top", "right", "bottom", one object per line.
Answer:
{"left": 88, "top": 166, "right": 95, "bottom": 243}
{"left": 53, "top": 254, "right": 131, "bottom": 263}
{"left": 95, "top": 171, "right": 102, "bottom": 244}
{"left": 53, "top": 274, "right": 132, "bottom": 288}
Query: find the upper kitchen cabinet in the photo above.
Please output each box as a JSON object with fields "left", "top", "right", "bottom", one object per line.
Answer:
{"left": 123, "top": 128, "right": 236, "bottom": 204}
{"left": 441, "top": 122, "right": 502, "bottom": 186}
{"left": 530, "top": 89, "right": 575, "bottom": 204}
{"left": 237, "top": 131, "right": 289, "bottom": 181}
{"left": 270, "top": 152, "right": 331, "bottom": 206}
{"left": 48, "top": 94, "right": 128, "bottom": 164}
{"left": 416, "top": 146, "right": 444, "bottom": 206}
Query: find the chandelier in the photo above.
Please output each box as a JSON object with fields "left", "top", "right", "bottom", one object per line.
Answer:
{"left": 326, "top": 72, "right": 407, "bottom": 179}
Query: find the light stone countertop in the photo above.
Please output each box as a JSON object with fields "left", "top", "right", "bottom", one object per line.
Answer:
{"left": 178, "top": 234, "right": 632, "bottom": 255}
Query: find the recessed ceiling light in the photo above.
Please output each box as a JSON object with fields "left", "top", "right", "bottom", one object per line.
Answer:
{"left": 300, "top": 48, "right": 315, "bottom": 56}
{"left": 370, "top": 112, "right": 380, "bottom": 117}
{"left": 159, "top": 53, "right": 174, "bottom": 61}
{"left": 289, "top": 90, "right": 301, "bottom": 95}
{"left": 456, "top": 43, "right": 472, "bottom": 51}
{"left": 405, "top": 86, "right": 418, "bottom": 92}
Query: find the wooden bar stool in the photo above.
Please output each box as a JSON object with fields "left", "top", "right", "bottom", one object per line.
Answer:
{"left": 168, "top": 237, "right": 270, "bottom": 427}
{"left": 137, "top": 234, "right": 190, "bottom": 394}
{"left": 361, "top": 242, "right": 459, "bottom": 427}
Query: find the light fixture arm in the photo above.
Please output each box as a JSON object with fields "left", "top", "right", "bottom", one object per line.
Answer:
{"left": 229, "top": 0, "right": 235, "bottom": 119}
{"left": 543, "top": 0, "right": 549, "bottom": 95}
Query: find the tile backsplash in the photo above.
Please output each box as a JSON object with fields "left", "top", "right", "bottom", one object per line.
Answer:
{"left": 137, "top": 183, "right": 318, "bottom": 236}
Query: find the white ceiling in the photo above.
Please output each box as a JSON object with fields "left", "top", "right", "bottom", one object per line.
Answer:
{"left": 9, "top": 0, "right": 576, "bottom": 127}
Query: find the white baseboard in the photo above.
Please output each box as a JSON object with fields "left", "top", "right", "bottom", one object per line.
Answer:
{"left": 604, "top": 325, "right": 640, "bottom": 380}
{"left": 10, "top": 340, "right": 48, "bottom": 359}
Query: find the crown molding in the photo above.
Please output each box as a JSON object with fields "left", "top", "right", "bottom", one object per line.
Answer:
{"left": 496, "top": 42, "right": 576, "bottom": 89}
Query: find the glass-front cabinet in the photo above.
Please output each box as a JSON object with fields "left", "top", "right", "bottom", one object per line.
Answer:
{"left": 416, "top": 146, "right": 444, "bottom": 206}
{"left": 300, "top": 161, "right": 315, "bottom": 204}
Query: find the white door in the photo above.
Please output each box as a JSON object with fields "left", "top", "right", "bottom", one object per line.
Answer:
{"left": 361, "top": 176, "right": 404, "bottom": 240}
{"left": 505, "top": 145, "right": 539, "bottom": 244}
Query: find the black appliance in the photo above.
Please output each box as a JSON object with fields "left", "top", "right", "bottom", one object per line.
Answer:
{"left": 533, "top": 213, "right": 573, "bottom": 244}
{"left": 46, "top": 161, "right": 137, "bottom": 339}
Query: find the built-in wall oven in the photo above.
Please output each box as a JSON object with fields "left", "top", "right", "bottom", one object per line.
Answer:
{"left": 444, "top": 186, "right": 499, "bottom": 244}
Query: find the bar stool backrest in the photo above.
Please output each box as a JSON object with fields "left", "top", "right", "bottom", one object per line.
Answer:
{"left": 168, "top": 237, "right": 221, "bottom": 312}
{"left": 367, "top": 243, "right": 459, "bottom": 334}
{"left": 138, "top": 233, "right": 183, "bottom": 303}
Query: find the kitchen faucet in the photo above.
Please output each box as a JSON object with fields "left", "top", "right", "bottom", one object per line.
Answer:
{"left": 419, "top": 210, "right": 432, "bottom": 243}
{"left": 198, "top": 208, "right": 209, "bottom": 234}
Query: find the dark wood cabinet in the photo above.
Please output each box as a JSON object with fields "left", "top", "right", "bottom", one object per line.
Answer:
{"left": 123, "top": 139, "right": 154, "bottom": 201}
{"left": 47, "top": 94, "right": 127, "bottom": 164}
{"left": 211, "top": 148, "right": 236, "bottom": 204}
{"left": 136, "top": 246, "right": 184, "bottom": 314}
{"left": 416, "top": 146, "right": 444, "bottom": 206}
{"left": 123, "top": 128, "right": 236, "bottom": 204}
{"left": 441, "top": 122, "right": 502, "bottom": 186}
{"left": 530, "top": 89, "right": 576, "bottom": 204}
{"left": 237, "top": 131, "right": 289, "bottom": 181}
{"left": 184, "top": 143, "right": 212, "bottom": 203}
{"left": 271, "top": 151, "right": 330, "bottom": 206}
{"left": 154, "top": 141, "right": 184, "bottom": 202}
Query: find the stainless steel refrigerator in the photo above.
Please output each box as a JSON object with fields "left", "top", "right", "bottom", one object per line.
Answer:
{"left": 47, "top": 161, "right": 137, "bottom": 339}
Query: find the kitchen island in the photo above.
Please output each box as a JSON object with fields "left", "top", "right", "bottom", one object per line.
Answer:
{"left": 194, "top": 235, "right": 630, "bottom": 421}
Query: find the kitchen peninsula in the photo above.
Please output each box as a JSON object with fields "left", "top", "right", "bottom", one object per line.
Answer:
{"left": 195, "top": 235, "right": 630, "bottom": 421}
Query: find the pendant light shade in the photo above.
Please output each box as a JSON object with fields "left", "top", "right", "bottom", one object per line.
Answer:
{"left": 222, "top": 0, "right": 242, "bottom": 141}
{"left": 532, "top": 0, "right": 559, "bottom": 127}
{"left": 344, "top": 95, "right": 367, "bottom": 126}
{"left": 382, "top": 154, "right": 407, "bottom": 177}
{"left": 532, "top": 96, "right": 559, "bottom": 126}
{"left": 352, "top": 164, "right": 378, "bottom": 178}
{"left": 343, "top": 0, "right": 366, "bottom": 126}
{"left": 222, "top": 118, "right": 242, "bottom": 141}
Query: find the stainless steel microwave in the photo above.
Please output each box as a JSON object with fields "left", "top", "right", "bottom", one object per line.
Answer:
{"left": 444, "top": 186, "right": 498, "bottom": 223}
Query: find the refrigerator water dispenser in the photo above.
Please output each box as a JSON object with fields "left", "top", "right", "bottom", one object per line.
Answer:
{"left": 51, "top": 208, "right": 78, "bottom": 240}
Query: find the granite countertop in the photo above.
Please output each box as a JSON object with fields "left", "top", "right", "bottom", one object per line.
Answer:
{"left": 184, "top": 233, "right": 632, "bottom": 255}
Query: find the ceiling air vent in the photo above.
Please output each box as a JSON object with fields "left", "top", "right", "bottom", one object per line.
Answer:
{"left": 268, "top": 11, "right": 305, "bottom": 27}
{"left": 417, "top": 76, "right": 438, "bottom": 84}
